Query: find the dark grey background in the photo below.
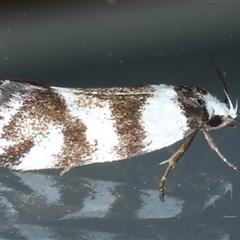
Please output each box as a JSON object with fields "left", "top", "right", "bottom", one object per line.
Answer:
{"left": 0, "top": 1, "right": 240, "bottom": 239}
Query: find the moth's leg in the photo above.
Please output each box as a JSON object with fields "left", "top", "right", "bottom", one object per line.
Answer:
{"left": 203, "top": 129, "right": 240, "bottom": 172}
{"left": 60, "top": 166, "right": 73, "bottom": 177}
{"left": 159, "top": 130, "right": 198, "bottom": 198}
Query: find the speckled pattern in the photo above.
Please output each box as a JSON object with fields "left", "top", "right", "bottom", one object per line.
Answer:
{"left": 0, "top": 79, "right": 236, "bottom": 172}
{"left": 0, "top": 80, "right": 96, "bottom": 169}
{"left": 0, "top": 80, "right": 155, "bottom": 170}
{"left": 109, "top": 94, "right": 149, "bottom": 159}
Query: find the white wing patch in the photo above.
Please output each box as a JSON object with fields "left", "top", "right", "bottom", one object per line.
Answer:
{"left": 54, "top": 87, "right": 120, "bottom": 163}
{"left": 142, "top": 85, "right": 188, "bottom": 151}
{"left": 13, "top": 124, "right": 64, "bottom": 170}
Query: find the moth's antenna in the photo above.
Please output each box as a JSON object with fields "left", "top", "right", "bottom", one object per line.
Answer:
{"left": 207, "top": 51, "right": 228, "bottom": 104}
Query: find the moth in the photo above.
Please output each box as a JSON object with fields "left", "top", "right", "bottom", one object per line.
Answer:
{"left": 0, "top": 60, "right": 239, "bottom": 198}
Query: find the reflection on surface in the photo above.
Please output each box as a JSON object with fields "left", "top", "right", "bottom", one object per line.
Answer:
{"left": 0, "top": 171, "right": 184, "bottom": 239}
{"left": 201, "top": 180, "right": 233, "bottom": 211}
{"left": 0, "top": 169, "right": 239, "bottom": 239}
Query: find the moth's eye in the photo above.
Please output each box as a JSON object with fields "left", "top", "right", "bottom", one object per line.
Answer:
{"left": 197, "top": 99, "right": 205, "bottom": 105}
{"left": 208, "top": 115, "right": 222, "bottom": 127}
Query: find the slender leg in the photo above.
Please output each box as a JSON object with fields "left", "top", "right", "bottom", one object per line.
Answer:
{"left": 60, "top": 165, "right": 73, "bottom": 177}
{"left": 159, "top": 130, "right": 198, "bottom": 198}
{"left": 203, "top": 129, "right": 240, "bottom": 172}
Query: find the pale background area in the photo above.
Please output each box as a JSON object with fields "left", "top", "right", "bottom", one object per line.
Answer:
{"left": 0, "top": 2, "right": 240, "bottom": 239}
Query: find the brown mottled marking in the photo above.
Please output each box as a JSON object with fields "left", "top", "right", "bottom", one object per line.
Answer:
{"left": 0, "top": 80, "right": 96, "bottom": 169}
{"left": 73, "top": 86, "right": 155, "bottom": 159}
{"left": 55, "top": 117, "right": 97, "bottom": 169}
{"left": 0, "top": 139, "right": 34, "bottom": 168}
{"left": 73, "top": 85, "right": 155, "bottom": 96}
{"left": 72, "top": 86, "right": 155, "bottom": 159}
{"left": 109, "top": 94, "right": 150, "bottom": 159}
{"left": 1, "top": 86, "right": 67, "bottom": 142}
{"left": 70, "top": 85, "right": 155, "bottom": 159}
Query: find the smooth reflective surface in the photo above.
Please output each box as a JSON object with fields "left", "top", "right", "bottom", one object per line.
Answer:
{"left": 0, "top": 166, "right": 239, "bottom": 239}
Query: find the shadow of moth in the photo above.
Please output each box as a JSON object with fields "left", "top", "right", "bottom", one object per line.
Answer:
{"left": 0, "top": 65, "right": 239, "bottom": 198}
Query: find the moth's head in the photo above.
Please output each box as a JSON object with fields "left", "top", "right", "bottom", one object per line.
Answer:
{"left": 175, "top": 86, "right": 238, "bottom": 131}
{"left": 201, "top": 89, "right": 238, "bottom": 130}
